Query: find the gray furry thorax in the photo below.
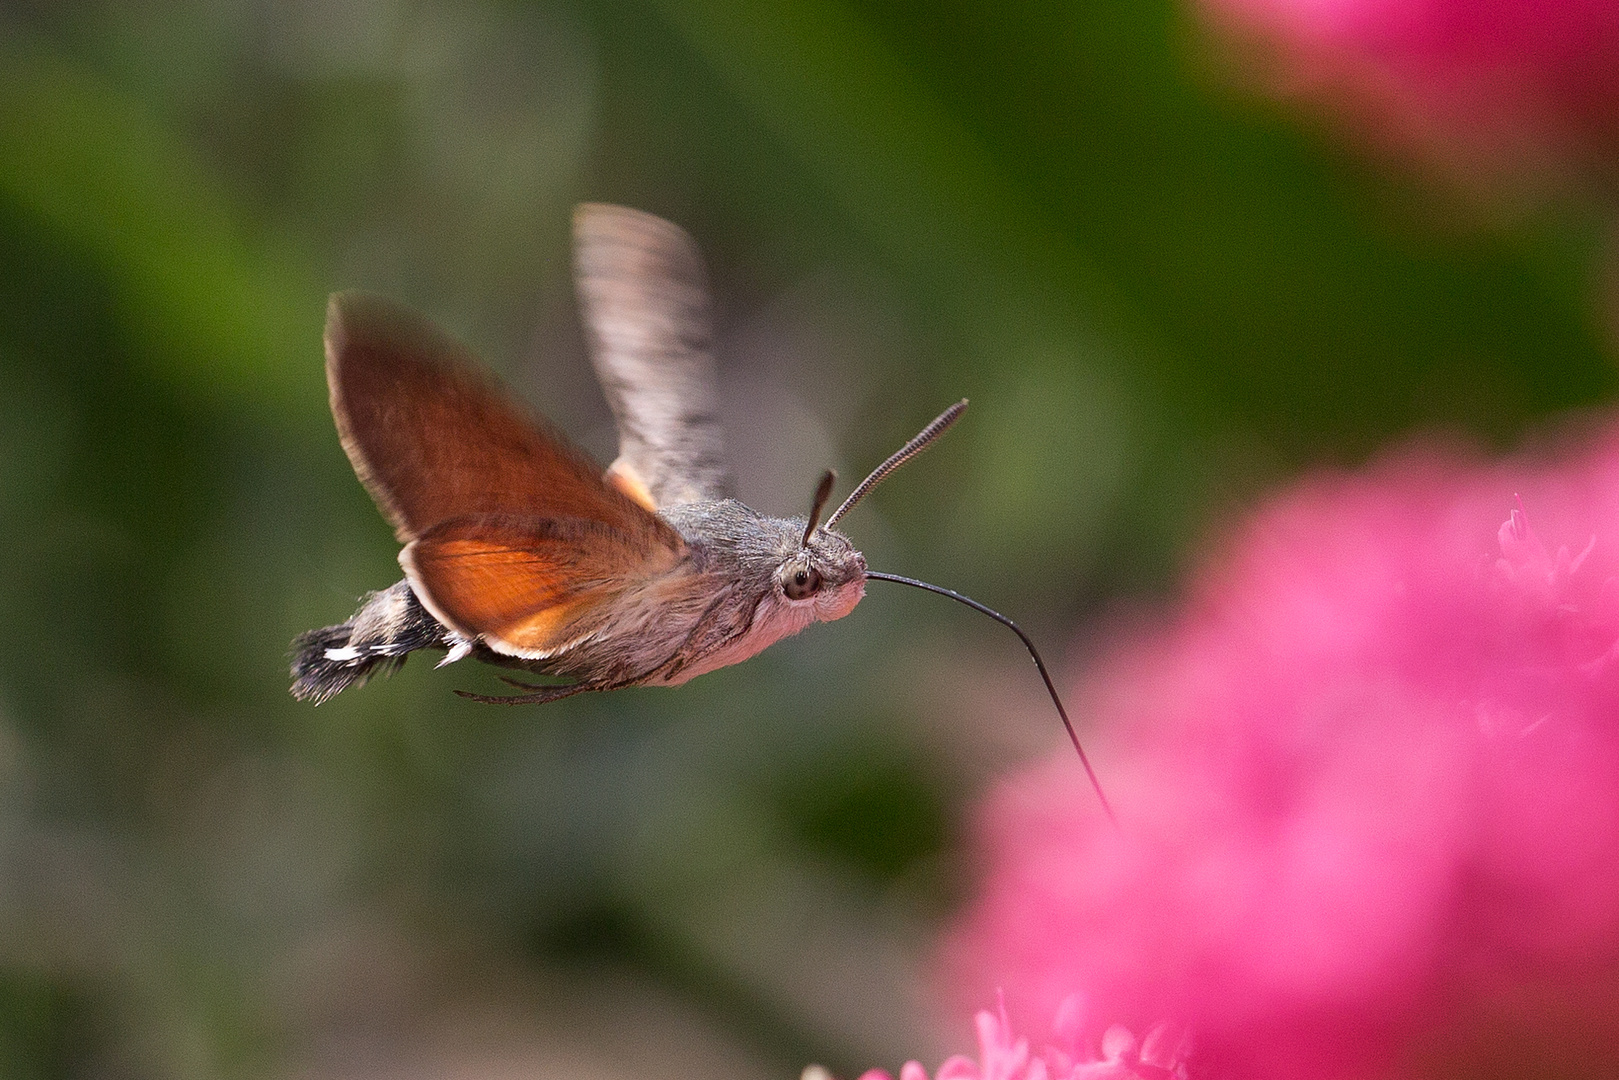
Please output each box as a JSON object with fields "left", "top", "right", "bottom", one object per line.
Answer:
{"left": 660, "top": 499, "right": 867, "bottom": 590}
{"left": 595, "top": 497, "right": 867, "bottom": 686}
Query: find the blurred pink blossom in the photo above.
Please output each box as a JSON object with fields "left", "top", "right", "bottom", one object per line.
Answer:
{"left": 848, "top": 997, "right": 1188, "bottom": 1080}
{"left": 1201, "top": 0, "right": 1619, "bottom": 185}
{"left": 947, "top": 423, "right": 1619, "bottom": 1079}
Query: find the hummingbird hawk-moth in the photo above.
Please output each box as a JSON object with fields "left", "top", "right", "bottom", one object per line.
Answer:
{"left": 290, "top": 204, "right": 1112, "bottom": 819}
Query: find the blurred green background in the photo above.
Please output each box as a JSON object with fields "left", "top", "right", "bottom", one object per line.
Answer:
{"left": 1, "top": 1, "right": 1614, "bottom": 1077}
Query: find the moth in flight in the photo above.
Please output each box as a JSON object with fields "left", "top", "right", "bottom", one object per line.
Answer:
{"left": 291, "top": 205, "right": 1112, "bottom": 818}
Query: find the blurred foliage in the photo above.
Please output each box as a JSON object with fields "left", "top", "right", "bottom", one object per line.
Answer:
{"left": 0, "top": 0, "right": 1614, "bottom": 1077}
{"left": 0, "top": 972, "right": 93, "bottom": 1080}
{"left": 773, "top": 745, "right": 948, "bottom": 886}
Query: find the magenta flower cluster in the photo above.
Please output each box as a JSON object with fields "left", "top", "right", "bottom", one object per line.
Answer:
{"left": 1202, "top": 0, "right": 1619, "bottom": 181}
{"left": 933, "top": 426, "right": 1619, "bottom": 1078}
{"left": 856, "top": 997, "right": 1188, "bottom": 1080}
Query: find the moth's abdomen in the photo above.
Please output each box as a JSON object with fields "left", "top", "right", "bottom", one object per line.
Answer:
{"left": 290, "top": 580, "right": 449, "bottom": 703}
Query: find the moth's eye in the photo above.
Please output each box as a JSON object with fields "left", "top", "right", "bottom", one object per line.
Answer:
{"left": 784, "top": 566, "right": 823, "bottom": 601}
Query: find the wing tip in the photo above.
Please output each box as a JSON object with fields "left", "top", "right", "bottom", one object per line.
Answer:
{"left": 325, "top": 291, "right": 441, "bottom": 362}
{"left": 572, "top": 203, "right": 705, "bottom": 277}
{"left": 323, "top": 292, "right": 475, "bottom": 545}
{"left": 574, "top": 201, "right": 686, "bottom": 239}
{"left": 323, "top": 291, "right": 484, "bottom": 399}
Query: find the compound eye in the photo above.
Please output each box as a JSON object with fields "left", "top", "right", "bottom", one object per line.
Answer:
{"left": 784, "top": 566, "right": 823, "bottom": 601}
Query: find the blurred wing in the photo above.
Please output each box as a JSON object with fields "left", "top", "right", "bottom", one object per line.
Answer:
{"left": 402, "top": 514, "right": 684, "bottom": 659}
{"left": 573, "top": 204, "right": 733, "bottom": 509}
{"left": 325, "top": 291, "right": 681, "bottom": 556}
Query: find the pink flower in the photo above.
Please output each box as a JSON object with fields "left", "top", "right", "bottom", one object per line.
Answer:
{"left": 836, "top": 996, "right": 1189, "bottom": 1080}
{"left": 949, "top": 423, "right": 1619, "bottom": 1078}
{"left": 1200, "top": 0, "right": 1619, "bottom": 186}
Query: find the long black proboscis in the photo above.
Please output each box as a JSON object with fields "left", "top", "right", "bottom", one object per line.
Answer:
{"left": 865, "top": 571, "right": 1118, "bottom": 826}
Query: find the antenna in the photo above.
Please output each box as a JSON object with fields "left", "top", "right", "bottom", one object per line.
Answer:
{"left": 865, "top": 571, "right": 1118, "bottom": 827}
{"left": 802, "top": 469, "right": 837, "bottom": 547}
{"left": 823, "top": 400, "right": 967, "bottom": 531}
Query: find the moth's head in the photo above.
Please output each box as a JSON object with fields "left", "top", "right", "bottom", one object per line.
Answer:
{"left": 691, "top": 401, "right": 970, "bottom": 631}
{"left": 775, "top": 523, "right": 867, "bottom": 623}
{"left": 757, "top": 397, "right": 968, "bottom": 627}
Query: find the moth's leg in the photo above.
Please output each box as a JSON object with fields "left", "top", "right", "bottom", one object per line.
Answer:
{"left": 454, "top": 645, "right": 584, "bottom": 700}
{"left": 454, "top": 682, "right": 598, "bottom": 705}
{"left": 498, "top": 675, "right": 564, "bottom": 691}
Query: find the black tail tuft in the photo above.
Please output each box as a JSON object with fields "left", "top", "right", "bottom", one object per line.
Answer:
{"left": 289, "top": 621, "right": 407, "bottom": 703}
{"left": 289, "top": 581, "right": 448, "bottom": 704}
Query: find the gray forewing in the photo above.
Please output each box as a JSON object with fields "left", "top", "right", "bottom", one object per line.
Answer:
{"left": 573, "top": 204, "right": 734, "bottom": 507}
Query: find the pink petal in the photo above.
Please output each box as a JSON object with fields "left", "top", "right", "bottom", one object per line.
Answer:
{"left": 935, "top": 1055, "right": 984, "bottom": 1080}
